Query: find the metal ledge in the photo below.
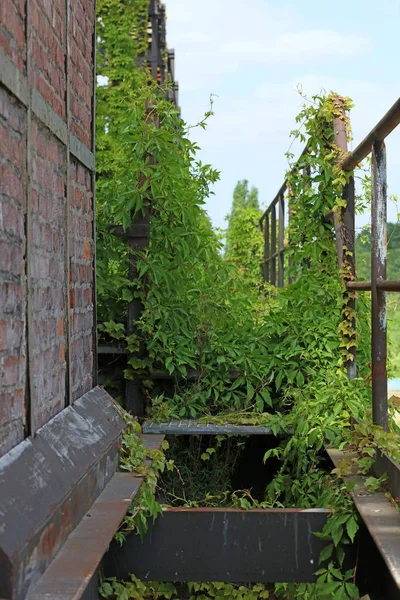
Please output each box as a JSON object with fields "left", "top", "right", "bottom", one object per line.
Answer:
{"left": 27, "top": 435, "right": 164, "bottom": 600}
{"left": 0, "top": 387, "right": 124, "bottom": 600}
{"left": 327, "top": 448, "right": 400, "bottom": 596}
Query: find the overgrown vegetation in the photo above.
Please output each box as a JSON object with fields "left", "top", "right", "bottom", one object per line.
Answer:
{"left": 96, "top": 2, "right": 399, "bottom": 599}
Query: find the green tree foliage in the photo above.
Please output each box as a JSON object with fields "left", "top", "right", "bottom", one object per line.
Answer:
{"left": 247, "top": 186, "right": 259, "bottom": 209}
{"left": 96, "top": 3, "right": 394, "bottom": 596}
{"left": 231, "top": 179, "right": 260, "bottom": 211}
{"left": 225, "top": 180, "right": 263, "bottom": 282}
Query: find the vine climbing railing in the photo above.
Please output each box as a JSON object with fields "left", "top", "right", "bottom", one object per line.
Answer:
{"left": 260, "top": 96, "right": 400, "bottom": 435}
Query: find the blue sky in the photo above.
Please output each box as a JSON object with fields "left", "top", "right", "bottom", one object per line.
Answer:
{"left": 166, "top": 0, "right": 400, "bottom": 232}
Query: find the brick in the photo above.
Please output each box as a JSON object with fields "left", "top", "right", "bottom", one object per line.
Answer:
{"left": 2, "top": 355, "right": 22, "bottom": 386}
{"left": 0, "top": 163, "right": 24, "bottom": 205}
{"left": 0, "top": 282, "right": 24, "bottom": 314}
{"left": 1, "top": 0, "right": 96, "bottom": 454}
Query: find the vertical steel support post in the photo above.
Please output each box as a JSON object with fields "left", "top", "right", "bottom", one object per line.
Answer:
{"left": 271, "top": 205, "right": 277, "bottom": 286}
{"left": 371, "top": 140, "right": 388, "bottom": 430}
{"left": 278, "top": 194, "right": 285, "bottom": 287}
{"left": 125, "top": 102, "right": 158, "bottom": 416}
{"left": 149, "top": 1, "right": 159, "bottom": 80}
{"left": 264, "top": 213, "right": 270, "bottom": 283}
{"left": 333, "top": 100, "right": 356, "bottom": 379}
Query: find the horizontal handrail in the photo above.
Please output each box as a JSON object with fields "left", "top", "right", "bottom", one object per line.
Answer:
{"left": 347, "top": 280, "right": 400, "bottom": 292}
{"left": 260, "top": 146, "right": 308, "bottom": 224}
{"left": 341, "top": 97, "right": 400, "bottom": 171}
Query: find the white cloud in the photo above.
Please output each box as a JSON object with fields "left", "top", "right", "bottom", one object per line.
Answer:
{"left": 164, "top": 0, "right": 399, "bottom": 229}
{"left": 166, "top": 0, "right": 370, "bottom": 91}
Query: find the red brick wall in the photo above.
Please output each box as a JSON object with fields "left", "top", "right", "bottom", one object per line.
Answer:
{"left": 70, "top": 0, "right": 94, "bottom": 148}
{"left": 70, "top": 158, "right": 94, "bottom": 401}
{"left": 30, "top": 118, "right": 68, "bottom": 428}
{"left": 0, "top": 86, "right": 27, "bottom": 455}
{"left": 0, "top": 0, "right": 96, "bottom": 455}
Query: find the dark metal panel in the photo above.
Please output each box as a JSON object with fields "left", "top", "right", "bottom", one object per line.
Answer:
{"left": 103, "top": 508, "right": 330, "bottom": 583}
{"left": 371, "top": 141, "right": 388, "bottom": 430}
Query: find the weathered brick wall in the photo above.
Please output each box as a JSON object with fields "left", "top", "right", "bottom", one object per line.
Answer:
{"left": 70, "top": 158, "right": 94, "bottom": 402}
{"left": 0, "top": 86, "right": 27, "bottom": 455}
{"left": 30, "top": 118, "right": 67, "bottom": 429}
{"left": 0, "top": 0, "right": 96, "bottom": 456}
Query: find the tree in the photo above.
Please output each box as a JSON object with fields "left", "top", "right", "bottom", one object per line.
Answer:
{"left": 225, "top": 180, "right": 263, "bottom": 281}
{"left": 247, "top": 186, "right": 259, "bottom": 209}
{"left": 231, "top": 180, "right": 259, "bottom": 212}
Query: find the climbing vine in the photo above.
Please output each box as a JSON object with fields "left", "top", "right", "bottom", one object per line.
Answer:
{"left": 95, "top": 3, "right": 399, "bottom": 599}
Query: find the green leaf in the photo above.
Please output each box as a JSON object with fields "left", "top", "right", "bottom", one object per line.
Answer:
{"left": 345, "top": 516, "right": 358, "bottom": 542}
{"left": 319, "top": 543, "right": 334, "bottom": 564}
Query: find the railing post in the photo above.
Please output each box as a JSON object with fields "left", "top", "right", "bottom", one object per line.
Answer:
{"left": 124, "top": 101, "right": 159, "bottom": 416}
{"left": 264, "top": 213, "right": 270, "bottom": 283}
{"left": 333, "top": 98, "right": 356, "bottom": 380}
{"left": 278, "top": 194, "right": 285, "bottom": 287}
{"left": 271, "top": 205, "right": 277, "bottom": 286}
{"left": 371, "top": 140, "right": 388, "bottom": 430}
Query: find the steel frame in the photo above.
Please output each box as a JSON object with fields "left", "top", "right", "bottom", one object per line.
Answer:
{"left": 260, "top": 96, "right": 400, "bottom": 432}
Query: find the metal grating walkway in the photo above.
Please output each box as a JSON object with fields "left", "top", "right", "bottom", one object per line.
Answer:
{"left": 142, "top": 419, "right": 275, "bottom": 435}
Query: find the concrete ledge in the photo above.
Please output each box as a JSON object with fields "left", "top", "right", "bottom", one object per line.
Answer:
{"left": 0, "top": 387, "right": 124, "bottom": 600}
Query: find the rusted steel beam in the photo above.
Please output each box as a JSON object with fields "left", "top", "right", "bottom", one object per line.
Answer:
{"left": 342, "top": 97, "right": 400, "bottom": 171}
{"left": 371, "top": 140, "right": 388, "bottom": 431}
{"left": 347, "top": 281, "right": 372, "bottom": 291}
{"left": 346, "top": 280, "right": 400, "bottom": 292}
{"left": 377, "top": 280, "right": 400, "bottom": 292}
{"left": 103, "top": 507, "right": 331, "bottom": 583}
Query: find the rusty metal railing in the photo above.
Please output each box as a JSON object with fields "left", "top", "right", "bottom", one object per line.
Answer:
{"left": 261, "top": 96, "right": 400, "bottom": 432}
{"left": 147, "top": 0, "right": 179, "bottom": 106}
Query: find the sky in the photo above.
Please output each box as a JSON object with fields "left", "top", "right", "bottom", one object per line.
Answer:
{"left": 165, "top": 0, "right": 400, "bottom": 232}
